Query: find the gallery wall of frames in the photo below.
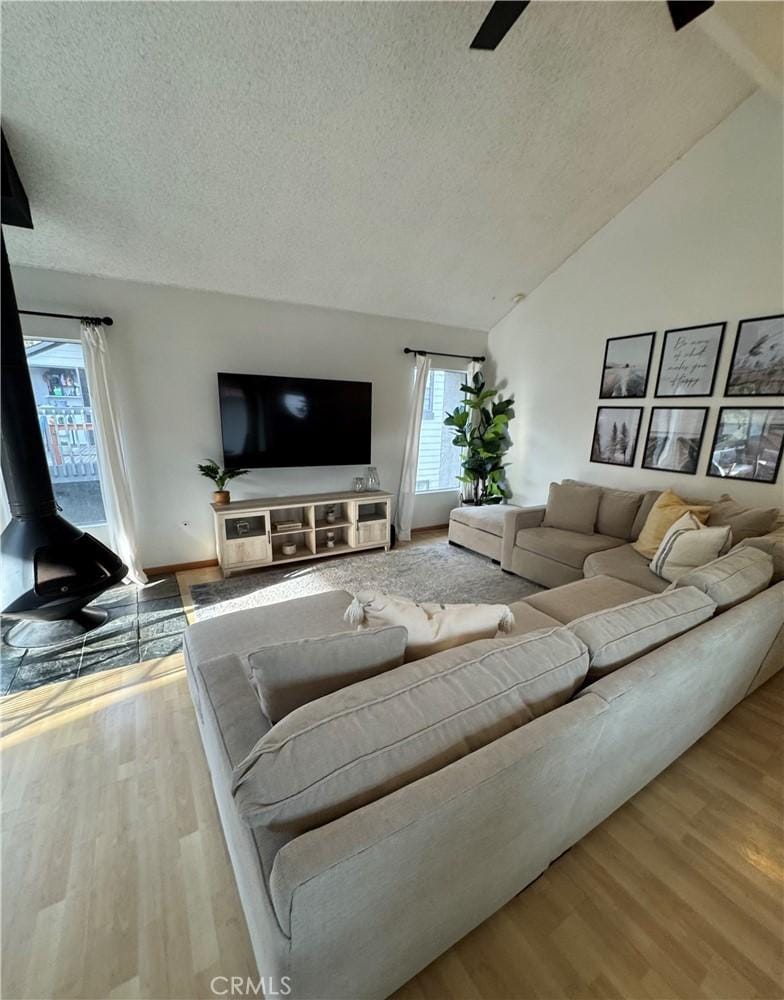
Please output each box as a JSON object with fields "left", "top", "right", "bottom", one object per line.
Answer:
{"left": 590, "top": 313, "right": 784, "bottom": 485}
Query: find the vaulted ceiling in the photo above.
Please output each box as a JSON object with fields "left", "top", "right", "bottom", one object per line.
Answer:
{"left": 1, "top": 2, "right": 767, "bottom": 329}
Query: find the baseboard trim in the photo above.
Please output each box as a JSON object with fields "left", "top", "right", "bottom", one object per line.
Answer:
{"left": 144, "top": 558, "right": 219, "bottom": 576}
{"left": 144, "top": 529, "right": 446, "bottom": 574}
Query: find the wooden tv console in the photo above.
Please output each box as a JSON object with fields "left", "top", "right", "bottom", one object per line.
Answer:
{"left": 211, "top": 489, "right": 394, "bottom": 577}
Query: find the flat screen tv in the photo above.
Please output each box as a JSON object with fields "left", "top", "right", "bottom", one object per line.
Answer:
{"left": 218, "top": 372, "right": 372, "bottom": 469}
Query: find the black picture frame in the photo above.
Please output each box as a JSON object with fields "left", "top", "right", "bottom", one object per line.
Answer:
{"left": 706, "top": 406, "right": 784, "bottom": 484}
{"left": 598, "top": 331, "right": 656, "bottom": 399}
{"left": 654, "top": 322, "right": 726, "bottom": 398}
{"left": 641, "top": 406, "right": 708, "bottom": 476}
{"left": 589, "top": 406, "right": 644, "bottom": 468}
{"left": 724, "top": 313, "right": 784, "bottom": 397}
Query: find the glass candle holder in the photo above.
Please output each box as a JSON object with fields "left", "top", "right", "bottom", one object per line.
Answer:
{"left": 352, "top": 477, "right": 366, "bottom": 493}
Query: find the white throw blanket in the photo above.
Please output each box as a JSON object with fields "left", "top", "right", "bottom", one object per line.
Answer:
{"left": 345, "top": 590, "right": 515, "bottom": 661}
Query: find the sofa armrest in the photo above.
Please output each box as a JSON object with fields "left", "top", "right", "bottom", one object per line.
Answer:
{"left": 502, "top": 505, "right": 547, "bottom": 570}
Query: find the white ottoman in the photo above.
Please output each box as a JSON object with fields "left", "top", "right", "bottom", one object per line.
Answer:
{"left": 448, "top": 504, "right": 520, "bottom": 563}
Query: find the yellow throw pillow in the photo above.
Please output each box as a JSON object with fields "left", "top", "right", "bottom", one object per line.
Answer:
{"left": 632, "top": 489, "right": 712, "bottom": 559}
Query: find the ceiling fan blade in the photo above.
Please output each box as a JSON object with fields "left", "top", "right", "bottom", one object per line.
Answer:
{"left": 470, "top": 1, "right": 530, "bottom": 51}
{"left": 666, "top": 1, "right": 714, "bottom": 31}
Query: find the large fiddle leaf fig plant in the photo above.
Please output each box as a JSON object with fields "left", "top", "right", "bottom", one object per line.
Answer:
{"left": 444, "top": 372, "right": 514, "bottom": 505}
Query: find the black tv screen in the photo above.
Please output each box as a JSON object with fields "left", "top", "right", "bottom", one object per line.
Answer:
{"left": 218, "top": 372, "right": 372, "bottom": 469}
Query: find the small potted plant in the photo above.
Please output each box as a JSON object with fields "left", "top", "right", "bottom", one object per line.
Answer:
{"left": 197, "top": 459, "right": 249, "bottom": 505}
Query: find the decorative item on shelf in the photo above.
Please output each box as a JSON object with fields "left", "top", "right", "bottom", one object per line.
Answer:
{"left": 198, "top": 458, "right": 248, "bottom": 505}
{"left": 444, "top": 371, "right": 514, "bottom": 505}
{"left": 281, "top": 541, "right": 297, "bottom": 556}
{"left": 326, "top": 530, "right": 336, "bottom": 549}
{"left": 325, "top": 506, "right": 337, "bottom": 523}
{"left": 275, "top": 519, "right": 303, "bottom": 531}
{"left": 352, "top": 476, "right": 366, "bottom": 493}
{"left": 366, "top": 466, "right": 380, "bottom": 491}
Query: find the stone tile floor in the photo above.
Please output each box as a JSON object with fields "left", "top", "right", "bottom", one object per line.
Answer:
{"left": 0, "top": 575, "right": 187, "bottom": 695}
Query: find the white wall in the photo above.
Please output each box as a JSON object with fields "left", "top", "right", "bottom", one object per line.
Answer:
{"left": 11, "top": 270, "right": 485, "bottom": 566}
{"left": 488, "top": 91, "right": 784, "bottom": 510}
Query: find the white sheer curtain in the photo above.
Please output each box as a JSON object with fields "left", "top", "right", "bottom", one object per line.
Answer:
{"left": 80, "top": 321, "right": 147, "bottom": 585}
{"left": 395, "top": 353, "right": 431, "bottom": 542}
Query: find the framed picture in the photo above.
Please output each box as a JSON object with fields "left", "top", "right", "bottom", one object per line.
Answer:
{"left": 599, "top": 331, "right": 655, "bottom": 399}
{"left": 725, "top": 314, "right": 784, "bottom": 397}
{"left": 590, "top": 407, "right": 643, "bottom": 468}
{"left": 707, "top": 407, "right": 784, "bottom": 484}
{"left": 642, "top": 407, "right": 708, "bottom": 476}
{"left": 654, "top": 322, "right": 726, "bottom": 397}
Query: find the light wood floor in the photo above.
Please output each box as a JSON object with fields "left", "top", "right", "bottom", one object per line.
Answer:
{"left": 1, "top": 554, "right": 782, "bottom": 1000}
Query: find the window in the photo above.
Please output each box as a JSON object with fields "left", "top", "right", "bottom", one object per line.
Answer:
{"left": 24, "top": 338, "right": 107, "bottom": 527}
{"left": 415, "top": 368, "right": 466, "bottom": 493}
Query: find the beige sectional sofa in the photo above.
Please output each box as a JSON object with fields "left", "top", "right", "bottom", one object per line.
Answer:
{"left": 502, "top": 480, "right": 782, "bottom": 592}
{"left": 185, "top": 523, "right": 783, "bottom": 999}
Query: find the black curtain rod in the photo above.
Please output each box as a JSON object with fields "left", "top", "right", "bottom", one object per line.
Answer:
{"left": 18, "top": 309, "right": 113, "bottom": 326}
{"left": 404, "top": 347, "right": 485, "bottom": 363}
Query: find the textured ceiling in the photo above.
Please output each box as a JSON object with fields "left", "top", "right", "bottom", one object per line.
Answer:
{"left": 1, "top": 1, "right": 757, "bottom": 330}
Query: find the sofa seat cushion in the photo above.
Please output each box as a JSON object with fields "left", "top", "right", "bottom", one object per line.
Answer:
{"left": 515, "top": 527, "right": 625, "bottom": 571}
{"left": 231, "top": 628, "right": 588, "bottom": 845}
{"left": 183, "top": 589, "right": 354, "bottom": 677}
{"left": 570, "top": 586, "right": 717, "bottom": 681}
{"left": 504, "top": 601, "right": 562, "bottom": 636}
{"left": 524, "top": 575, "right": 652, "bottom": 624}
{"left": 449, "top": 503, "right": 515, "bottom": 538}
{"left": 583, "top": 544, "right": 669, "bottom": 593}
{"left": 670, "top": 546, "right": 774, "bottom": 612}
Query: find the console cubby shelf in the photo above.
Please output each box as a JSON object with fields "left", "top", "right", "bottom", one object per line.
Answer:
{"left": 211, "top": 489, "right": 393, "bottom": 577}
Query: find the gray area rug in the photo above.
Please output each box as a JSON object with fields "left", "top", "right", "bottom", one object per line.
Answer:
{"left": 191, "top": 541, "right": 542, "bottom": 621}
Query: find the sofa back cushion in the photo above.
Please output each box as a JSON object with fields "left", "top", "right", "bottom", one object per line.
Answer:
{"left": 231, "top": 628, "right": 588, "bottom": 843}
{"left": 670, "top": 546, "right": 774, "bottom": 612}
{"left": 632, "top": 489, "right": 712, "bottom": 559}
{"left": 563, "top": 480, "right": 643, "bottom": 540}
{"left": 248, "top": 626, "right": 408, "bottom": 723}
{"left": 706, "top": 494, "right": 779, "bottom": 544}
{"left": 543, "top": 482, "right": 601, "bottom": 535}
{"left": 737, "top": 531, "right": 784, "bottom": 583}
{"left": 570, "top": 586, "right": 716, "bottom": 681}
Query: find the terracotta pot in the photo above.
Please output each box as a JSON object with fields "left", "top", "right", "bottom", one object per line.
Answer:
{"left": 213, "top": 490, "right": 230, "bottom": 505}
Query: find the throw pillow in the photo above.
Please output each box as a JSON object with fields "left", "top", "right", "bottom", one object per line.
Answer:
{"left": 344, "top": 591, "right": 515, "bottom": 661}
{"left": 542, "top": 481, "right": 601, "bottom": 535}
{"left": 707, "top": 494, "right": 779, "bottom": 544}
{"left": 231, "top": 628, "right": 588, "bottom": 843}
{"left": 632, "top": 489, "right": 712, "bottom": 559}
{"left": 650, "top": 512, "right": 732, "bottom": 582}
{"left": 248, "top": 626, "right": 408, "bottom": 723}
